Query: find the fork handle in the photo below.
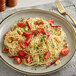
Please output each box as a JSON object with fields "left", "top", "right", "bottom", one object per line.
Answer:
{"left": 65, "top": 12, "right": 76, "bottom": 27}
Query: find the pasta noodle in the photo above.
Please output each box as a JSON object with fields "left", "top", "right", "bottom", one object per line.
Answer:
{"left": 3, "top": 17, "right": 68, "bottom": 66}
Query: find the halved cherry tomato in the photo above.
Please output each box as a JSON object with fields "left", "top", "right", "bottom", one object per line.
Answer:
{"left": 4, "top": 31, "right": 11, "bottom": 37}
{"left": 15, "top": 57, "right": 22, "bottom": 64}
{"left": 17, "top": 50, "right": 27, "bottom": 58}
{"left": 39, "top": 28, "right": 45, "bottom": 34}
{"left": 34, "top": 20, "right": 44, "bottom": 25}
{"left": 3, "top": 47, "right": 8, "bottom": 53}
{"left": 23, "top": 31, "right": 31, "bottom": 37}
{"left": 31, "top": 30, "right": 39, "bottom": 35}
{"left": 44, "top": 51, "right": 51, "bottom": 60}
{"left": 26, "top": 55, "right": 32, "bottom": 63}
{"left": 47, "top": 19, "right": 54, "bottom": 25}
{"left": 20, "top": 40, "right": 27, "bottom": 49}
{"left": 25, "top": 36, "right": 32, "bottom": 45}
{"left": 17, "top": 22, "right": 26, "bottom": 27}
{"left": 39, "top": 28, "right": 50, "bottom": 37}
{"left": 61, "top": 48, "right": 69, "bottom": 55}
{"left": 26, "top": 21, "right": 31, "bottom": 30}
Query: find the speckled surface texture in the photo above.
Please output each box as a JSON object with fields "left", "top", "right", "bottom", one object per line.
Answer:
{"left": 0, "top": 0, "right": 76, "bottom": 76}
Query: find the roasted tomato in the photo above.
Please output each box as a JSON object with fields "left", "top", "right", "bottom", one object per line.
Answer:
{"left": 20, "top": 40, "right": 27, "bottom": 49}
{"left": 23, "top": 31, "right": 31, "bottom": 37}
{"left": 25, "top": 36, "right": 32, "bottom": 45}
{"left": 17, "top": 22, "right": 26, "bottom": 27}
{"left": 4, "top": 31, "right": 11, "bottom": 37}
{"left": 15, "top": 57, "right": 22, "bottom": 64}
{"left": 47, "top": 19, "right": 54, "bottom": 25}
{"left": 34, "top": 20, "right": 44, "bottom": 25}
{"left": 44, "top": 51, "right": 51, "bottom": 60}
{"left": 26, "top": 55, "right": 32, "bottom": 64}
{"left": 3, "top": 47, "right": 8, "bottom": 53}
{"left": 17, "top": 50, "right": 27, "bottom": 58}
{"left": 61, "top": 48, "right": 69, "bottom": 55}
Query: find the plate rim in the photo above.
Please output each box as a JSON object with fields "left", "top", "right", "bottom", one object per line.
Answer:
{"left": 0, "top": 9, "right": 76, "bottom": 75}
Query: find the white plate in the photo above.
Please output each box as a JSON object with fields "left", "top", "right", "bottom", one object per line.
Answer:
{"left": 0, "top": 9, "right": 76, "bottom": 75}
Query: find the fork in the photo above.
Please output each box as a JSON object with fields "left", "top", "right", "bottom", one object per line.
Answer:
{"left": 55, "top": 0, "right": 76, "bottom": 27}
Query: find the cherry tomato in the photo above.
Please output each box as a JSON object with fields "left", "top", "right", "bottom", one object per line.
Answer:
{"left": 3, "top": 47, "right": 8, "bottom": 53}
{"left": 47, "top": 19, "right": 54, "bottom": 25}
{"left": 61, "top": 48, "right": 69, "bottom": 55}
{"left": 44, "top": 51, "right": 51, "bottom": 60}
{"left": 17, "top": 50, "right": 27, "bottom": 58}
{"left": 4, "top": 31, "right": 11, "bottom": 37}
{"left": 26, "top": 21, "right": 31, "bottom": 30}
{"left": 39, "top": 28, "right": 50, "bottom": 37}
{"left": 15, "top": 57, "right": 22, "bottom": 64}
{"left": 17, "top": 22, "right": 26, "bottom": 27}
{"left": 39, "top": 28, "right": 45, "bottom": 34}
{"left": 20, "top": 40, "right": 27, "bottom": 49}
{"left": 31, "top": 30, "right": 39, "bottom": 35}
{"left": 26, "top": 55, "right": 32, "bottom": 63}
{"left": 34, "top": 20, "right": 44, "bottom": 25}
{"left": 25, "top": 36, "right": 32, "bottom": 45}
{"left": 23, "top": 31, "right": 31, "bottom": 37}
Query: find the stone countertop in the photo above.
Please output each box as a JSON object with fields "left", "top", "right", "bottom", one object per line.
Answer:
{"left": 0, "top": 0, "right": 76, "bottom": 76}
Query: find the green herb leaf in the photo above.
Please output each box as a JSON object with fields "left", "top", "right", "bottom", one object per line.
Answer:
{"left": 46, "top": 25, "right": 48, "bottom": 28}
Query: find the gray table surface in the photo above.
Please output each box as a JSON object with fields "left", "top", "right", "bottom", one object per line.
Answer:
{"left": 0, "top": 0, "right": 76, "bottom": 76}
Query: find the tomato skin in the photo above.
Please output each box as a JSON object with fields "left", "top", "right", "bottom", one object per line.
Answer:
{"left": 61, "top": 48, "right": 69, "bottom": 55}
{"left": 3, "top": 47, "right": 8, "bottom": 53}
{"left": 46, "top": 57, "right": 60, "bottom": 67}
{"left": 51, "top": 26, "right": 61, "bottom": 27}
{"left": 17, "top": 22, "right": 26, "bottom": 27}
{"left": 17, "top": 50, "right": 27, "bottom": 58}
{"left": 23, "top": 31, "right": 31, "bottom": 37}
{"left": 25, "top": 36, "right": 32, "bottom": 45}
{"left": 15, "top": 57, "right": 22, "bottom": 64}
{"left": 4, "top": 31, "right": 11, "bottom": 37}
{"left": 45, "top": 30, "right": 50, "bottom": 37}
{"left": 20, "top": 40, "right": 27, "bottom": 49}
{"left": 34, "top": 20, "right": 44, "bottom": 25}
{"left": 26, "top": 55, "right": 32, "bottom": 64}
{"left": 27, "top": 17, "right": 32, "bottom": 20}
{"left": 47, "top": 19, "right": 54, "bottom": 25}
{"left": 44, "top": 51, "right": 51, "bottom": 60}
{"left": 26, "top": 21, "right": 31, "bottom": 30}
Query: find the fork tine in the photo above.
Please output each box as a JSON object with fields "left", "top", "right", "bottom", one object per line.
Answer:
{"left": 55, "top": 0, "right": 66, "bottom": 13}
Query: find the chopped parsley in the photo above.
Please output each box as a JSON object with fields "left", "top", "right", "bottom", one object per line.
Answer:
{"left": 23, "top": 25, "right": 28, "bottom": 32}
{"left": 46, "top": 25, "right": 48, "bottom": 28}
{"left": 42, "top": 35, "right": 46, "bottom": 38}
